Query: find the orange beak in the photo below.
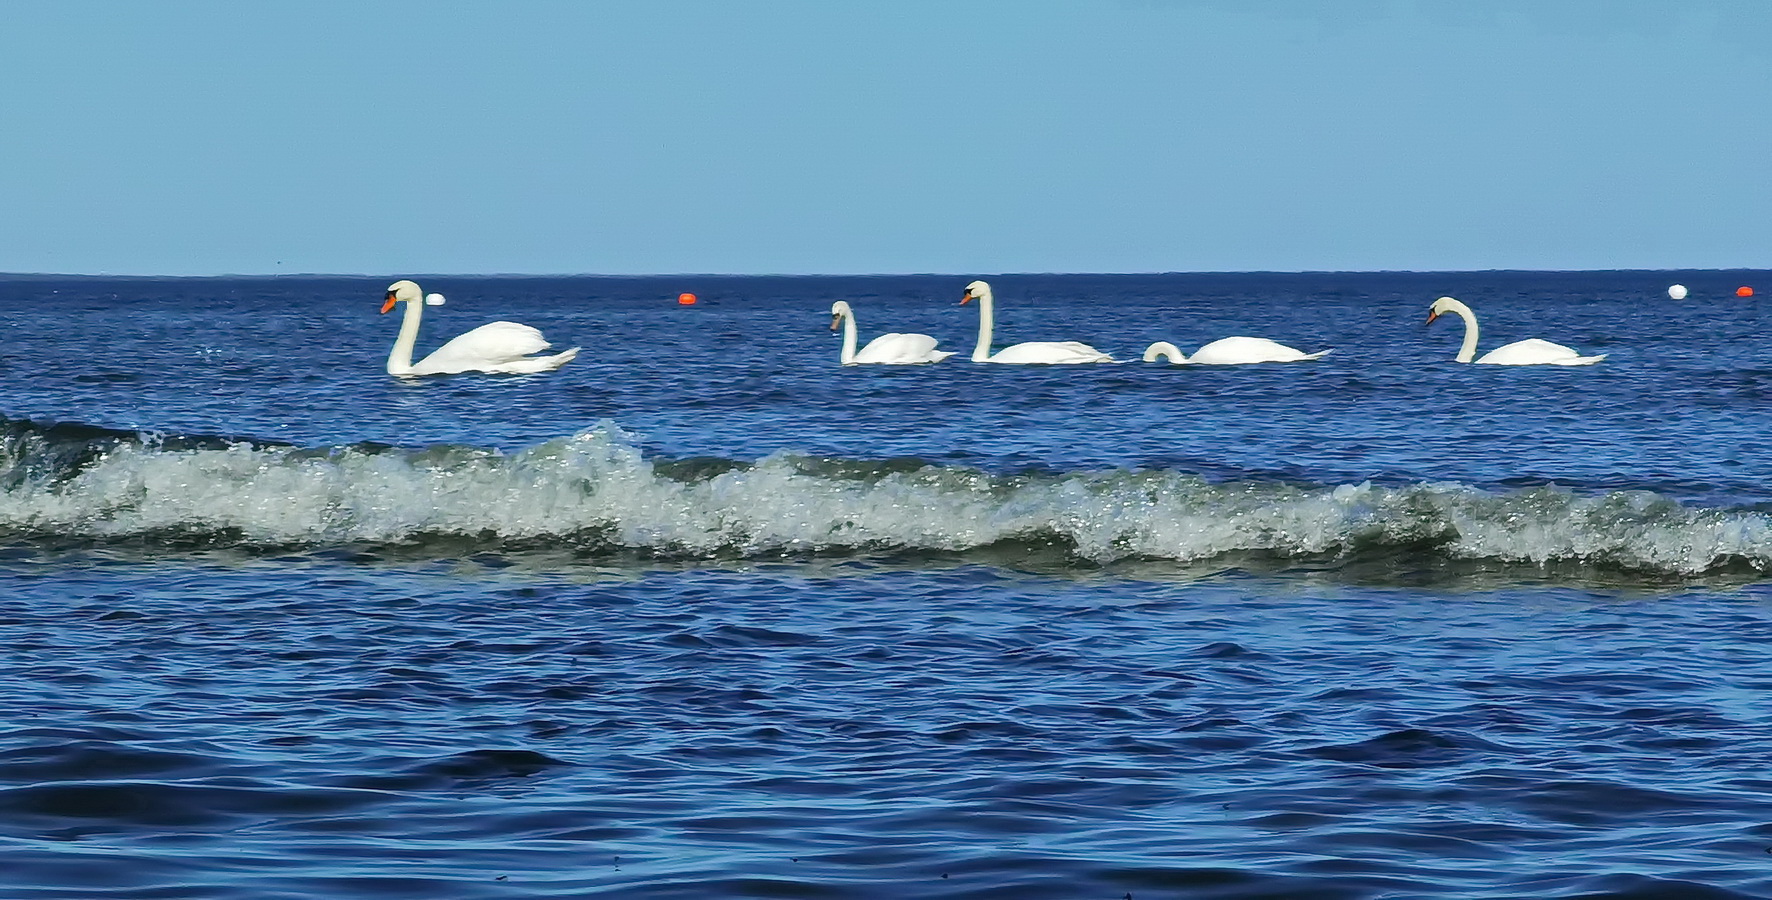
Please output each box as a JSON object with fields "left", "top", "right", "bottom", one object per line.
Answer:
{"left": 381, "top": 293, "right": 397, "bottom": 314}
{"left": 1425, "top": 311, "right": 1439, "bottom": 324}
{"left": 961, "top": 294, "right": 974, "bottom": 305}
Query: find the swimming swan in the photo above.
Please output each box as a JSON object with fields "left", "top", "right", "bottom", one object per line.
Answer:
{"left": 381, "top": 280, "right": 580, "bottom": 376}
{"left": 960, "top": 281, "right": 1114, "bottom": 364}
{"left": 1426, "top": 296, "right": 1605, "bottom": 366}
{"left": 1142, "top": 337, "right": 1331, "bottom": 365}
{"left": 829, "top": 301, "right": 953, "bottom": 364}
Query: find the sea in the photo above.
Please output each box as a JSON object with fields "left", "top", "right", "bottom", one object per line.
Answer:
{"left": 3, "top": 269, "right": 1772, "bottom": 899}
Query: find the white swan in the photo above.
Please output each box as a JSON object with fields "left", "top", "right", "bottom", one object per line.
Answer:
{"left": 960, "top": 281, "right": 1114, "bottom": 364}
{"left": 1426, "top": 296, "right": 1605, "bottom": 366}
{"left": 381, "top": 280, "right": 580, "bottom": 376}
{"left": 1142, "top": 337, "right": 1330, "bottom": 365}
{"left": 829, "top": 301, "right": 953, "bottom": 365}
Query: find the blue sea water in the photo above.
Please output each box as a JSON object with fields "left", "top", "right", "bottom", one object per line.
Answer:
{"left": 4, "top": 269, "right": 1772, "bottom": 899}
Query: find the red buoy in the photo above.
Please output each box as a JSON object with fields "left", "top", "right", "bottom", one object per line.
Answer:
{"left": 677, "top": 292, "right": 698, "bottom": 306}
{"left": 1738, "top": 286, "right": 1755, "bottom": 298}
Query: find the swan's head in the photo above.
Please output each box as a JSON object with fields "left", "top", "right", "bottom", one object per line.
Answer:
{"left": 1426, "top": 296, "right": 1461, "bottom": 325}
{"left": 961, "top": 280, "right": 991, "bottom": 305}
{"left": 382, "top": 280, "right": 422, "bottom": 314}
{"left": 829, "top": 300, "right": 852, "bottom": 331}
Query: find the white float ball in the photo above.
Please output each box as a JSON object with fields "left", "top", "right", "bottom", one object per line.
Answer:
{"left": 1667, "top": 284, "right": 1688, "bottom": 300}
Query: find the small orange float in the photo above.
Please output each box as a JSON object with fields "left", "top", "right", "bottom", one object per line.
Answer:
{"left": 1739, "top": 286, "right": 1755, "bottom": 298}
{"left": 678, "top": 292, "right": 698, "bottom": 306}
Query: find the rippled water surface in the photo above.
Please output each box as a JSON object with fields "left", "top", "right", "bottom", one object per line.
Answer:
{"left": 4, "top": 271, "right": 1772, "bottom": 898}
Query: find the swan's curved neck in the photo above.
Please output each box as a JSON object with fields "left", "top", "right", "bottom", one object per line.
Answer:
{"left": 970, "top": 289, "right": 995, "bottom": 362}
{"left": 837, "top": 309, "right": 858, "bottom": 364}
{"left": 1446, "top": 301, "right": 1479, "bottom": 363}
{"left": 387, "top": 299, "right": 424, "bottom": 375}
{"left": 1143, "top": 342, "right": 1186, "bottom": 364}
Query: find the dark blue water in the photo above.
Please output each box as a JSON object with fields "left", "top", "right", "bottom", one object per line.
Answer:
{"left": 4, "top": 271, "right": 1772, "bottom": 898}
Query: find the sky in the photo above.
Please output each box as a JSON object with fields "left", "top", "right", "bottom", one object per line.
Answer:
{"left": 1, "top": 0, "right": 1767, "bottom": 275}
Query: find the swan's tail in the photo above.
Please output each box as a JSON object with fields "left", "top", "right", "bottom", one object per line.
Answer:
{"left": 1552, "top": 353, "right": 1606, "bottom": 366}
{"left": 506, "top": 346, "right": 579, "bottom": 373}
{"left": 542, "top": 346, "right": 581, "bottom": 370}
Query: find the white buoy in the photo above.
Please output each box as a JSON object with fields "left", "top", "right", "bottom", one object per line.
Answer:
{"left": 1667, "top": 284, "right": 1688, "bottom": 300}
{"left": 424, "top": 293, "right": 446, "bottom": 306}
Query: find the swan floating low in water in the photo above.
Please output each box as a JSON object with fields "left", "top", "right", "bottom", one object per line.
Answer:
{"left": 960, "top": 281, "right": 1114, "bottom": 364}
{"left": 1426, "top": 296, "right": 1605, "bottom": 366}
{"left": 381, "top": 280, "right": 580, "bottom": 376}
{"left": 829, "top": 301, "right": 953, "bottom": 364}
{"left": 1142, "top": 337, "right": 1331, "bottom": 365}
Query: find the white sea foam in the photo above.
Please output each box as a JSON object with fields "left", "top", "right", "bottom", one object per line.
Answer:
{"left": 1, "top": 424, "right": 1768, "bottom": 574}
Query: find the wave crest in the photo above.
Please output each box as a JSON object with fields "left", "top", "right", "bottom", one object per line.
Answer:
{"left": 1, "top": 419, "right": 1767, "bottom": 575}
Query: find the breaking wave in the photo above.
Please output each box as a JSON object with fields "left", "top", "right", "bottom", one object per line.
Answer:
{"left": 2, "top": 416, "right": 1769, "bottom": 577}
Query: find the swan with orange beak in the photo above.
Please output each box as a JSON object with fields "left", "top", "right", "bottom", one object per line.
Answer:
{"left": 960, "top": 280, "right": 1113, "bottom": 364}
{"left": 380, "top": 280, "right": 580, "bottom": 376}
{"left": 1427, "top": 296, "right": 1604, "bottom": 365}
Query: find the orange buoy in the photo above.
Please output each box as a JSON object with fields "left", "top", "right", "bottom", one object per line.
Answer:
{"left": 1738, "top": 286, "right": 1755, "bottom": 298}
{"left": 677, "top": 292, "right": 698, "bottom": 305}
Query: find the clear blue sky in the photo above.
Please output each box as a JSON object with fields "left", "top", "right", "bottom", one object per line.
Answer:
{"left": 2, "top": 1, "right": 1767, "bottom": 275}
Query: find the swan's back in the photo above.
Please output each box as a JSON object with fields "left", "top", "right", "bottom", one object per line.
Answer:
{"left": 414, "top": 321, "right": 555, "bottom": 374}
{"left": 854, "top": 332, "right": 952, "bottom": 364}
{"left": 1475, "top": 338, "right": 1603, "bottom": 366}
{"left": 988, "top": 340, "right": 1114, "bottom": 364}
{"left": 1187, "top": 336, "right": 1328, "bottom": 365}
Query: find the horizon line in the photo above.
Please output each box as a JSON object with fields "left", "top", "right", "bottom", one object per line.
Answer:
{"left": 1, "top": 266, "right": 1766, "bottom": 280}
